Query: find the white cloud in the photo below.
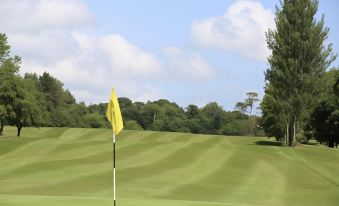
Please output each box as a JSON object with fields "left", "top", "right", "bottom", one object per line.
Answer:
{"left": 117, "top": 83, "right": 164, "bottom": 102}
{"left": 9, "top": 32, "right": 79, "bottom": 63}
{"left": 191, "top": 0, "right": 274, "bottom": 61}
{"left": 97, "top": 34, "right": 163, "bottom": 78}
{"left": 135, "top": 86, "right": 164, "bottom": 102}
{"left": 71, "top": 89, "right": 107, "bottom": 104}
{"left": 164, "top": 47, "right": 214, "bottom": 81}
{"left": 1, "top": 0, "right": 215, "bottom": 104}
{"left": 17, "top": 32, "right": 165, "bottom": 103}
{"left": 0, "top": 0, "right": 95, "bottom": 33}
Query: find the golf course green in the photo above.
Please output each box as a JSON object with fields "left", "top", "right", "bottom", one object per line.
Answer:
{"left": 0, "top": 127, "right": 338, "bottom": 206}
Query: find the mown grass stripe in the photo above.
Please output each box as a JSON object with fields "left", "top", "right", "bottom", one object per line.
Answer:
{"left": 118, "top": 137, "right": 223, "bottom": 185}
{"left": 1, "top": 127, "right": 339, "bottom": 206}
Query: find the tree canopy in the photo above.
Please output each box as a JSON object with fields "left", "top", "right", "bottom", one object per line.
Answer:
{"left": 262, "top": 0, "right": 337, "bottom": 146}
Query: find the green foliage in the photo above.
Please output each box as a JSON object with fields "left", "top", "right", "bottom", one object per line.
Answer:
{"left": 234, "top": 92, "right": 259, "bottom": 115}
{"left": 235, "top": 117, "right": 260, "bottom": 136}
{"left": 113, "top": 98, "right": 259, "bottom": 135}
{"left": 261, "top": 85, "right": 285, "bottom": 140}
{"left": 220, "top": 122, "right": 240, "bottom": 136}
{"left": 305, "top": 68, "right": 339, "bottom": 147}
{"left": 0, "top": 35, "right": 91, "bottom": 135}
{"left": 334, "top": 72, "right": 339, "bottom": 97}
{"left": 244, "top": 92, "right": 259, "bottom": 115}
{"left": 234, "top": 102, "right": 247, "bottom": 114}
{"left": 6, "top": 76, "right": 42, "bottom": 136}
{"left": 309, "top": 101, "right": 335, "bottom": 143}
{"left": 124, "top": 120, "right": 143, "bottom": 130}
{"left": 186, "top": 104, "right": 199, "bottom": 118}
{"left": 82, "top": 113, "right": 107, "bottom": 128}
{"left": 262, "top": 0, "right": 336, "bottom": 146}
{"left": 325, "top": 110, "right": 339, "bottom": 147}
{"left": 185, "top": 118, "right": 202, "bottom": 134}
{"left": 0, "top": 33, "right": 37, "bottom": 136}
{"left": 0, "top": 105, "right": 5, "bottom": 117}
{"left": 0, "top": 33, "right": 10, "bottom": 62}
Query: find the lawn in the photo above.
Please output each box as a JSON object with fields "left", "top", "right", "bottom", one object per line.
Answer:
{"left": 0, "top": 127, "right": 338, "bottom": 206}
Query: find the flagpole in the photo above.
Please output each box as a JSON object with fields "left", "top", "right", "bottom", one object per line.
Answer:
{"left": 106, "top": 88, "right": 123, "bottom": 206}
{"left": 112, "top": 133, "right": 116, "bottom": 206}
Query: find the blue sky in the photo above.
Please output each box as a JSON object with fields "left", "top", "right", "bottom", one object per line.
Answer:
{"left": 1, "top": 0, "right": 338, "bottom": 110}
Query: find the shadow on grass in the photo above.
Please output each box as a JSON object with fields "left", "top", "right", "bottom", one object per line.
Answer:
{"left": 255, "top": 140, "right": 282, "bottom": 147}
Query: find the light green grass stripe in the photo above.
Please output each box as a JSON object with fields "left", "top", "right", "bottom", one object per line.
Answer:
{"left": 142, "top": 139, "right": 234, "bottom": 198}
{"left": 117, "top": 135, "right": 220, "bottom": 174}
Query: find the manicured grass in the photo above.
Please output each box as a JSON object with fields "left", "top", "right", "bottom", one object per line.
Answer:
{"left": 0, "top": 127, "right": 338, "bottom": 206}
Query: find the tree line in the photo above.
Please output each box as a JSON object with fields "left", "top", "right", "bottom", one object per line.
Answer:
{"left": 0, "top": 33, "right": 262, "bottom": 137}
{"left": 261, "top": 0, "right": 338, "bottom": 148}
{"left": 1, "top": 0, "right": 338, "bottom": 147}
{"left": 117, "top": 98, "right": 262, "bottom": 136}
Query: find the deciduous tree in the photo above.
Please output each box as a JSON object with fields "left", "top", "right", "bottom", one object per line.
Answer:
{"left": 263, "top": 0, "right": 336, "bottom": 146}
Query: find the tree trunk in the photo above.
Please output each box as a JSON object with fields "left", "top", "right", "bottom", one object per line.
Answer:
{"left": 283, "top": 125, "right": 287, "bottom": 146}
{"left": 289, "top": 124, "right": 293, "bottom": 146}
{"left": 328, "top": 138, "right": 335, "bottom": 148}
{"left": 17, "top": 126, "right": 22, "bottom": 137}
{"left": 284, "top": 122, "right": 289, "bottom": 146}
{"left": 292, "top": 116, "right": 296, "bottom": 146}
{"left": 0, "top": 119, "right": 3, "bottom": 136}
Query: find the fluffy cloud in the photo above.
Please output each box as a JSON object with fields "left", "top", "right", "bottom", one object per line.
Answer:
{"left": 9, "top": 32, "right": 79, "bottom": 63}
{"left": 0, "top": 0, "right": 95, "bottom": 33}
{"left": 1, "top": 0, "right": 214, "bottom": 104}
{"left": 164, "top": 47, "right": 214, "bottom": 81}
{"left": 17, "top": 32, "right": 165, "bottom": 103}
{"left": 191, "top": 0, "right": 274, "bottom": 61}
{"left": 96, "top": 34, "right": 163, "bottom": 78}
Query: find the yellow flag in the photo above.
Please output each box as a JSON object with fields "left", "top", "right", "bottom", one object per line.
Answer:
{"left": 106, "top": 88, "right": 124, "bottom": 135}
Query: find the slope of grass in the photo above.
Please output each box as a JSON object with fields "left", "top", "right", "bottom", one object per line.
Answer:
{"left": 0, "top": 127, "right": 338, "bottom": 206}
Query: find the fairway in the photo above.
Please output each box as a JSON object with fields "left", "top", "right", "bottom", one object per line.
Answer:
{"left": 0, "top": 127, "right": 339, "bottom": 206}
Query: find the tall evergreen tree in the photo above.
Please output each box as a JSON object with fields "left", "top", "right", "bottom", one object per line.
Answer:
{"left": 263, "top": 0, "right": 336, "bottom": 146}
